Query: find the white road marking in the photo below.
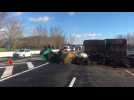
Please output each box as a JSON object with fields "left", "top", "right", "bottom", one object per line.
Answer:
{"left": 0, "top": 62, "right": 49, "bottom": 82}
{"left": 26, "top": 62, "right": 34, "bottom": 69}
{"left": 69, "top": 77, "right": 76, "bottom": 87}
{"left": 14, "top": 62, "right": 26, "bottom": 65}
{"left": 1, "top": 66, "right": 14, "bottom": 78}
{"left": 125, "top": 69, "right": 134, "bottom": 77}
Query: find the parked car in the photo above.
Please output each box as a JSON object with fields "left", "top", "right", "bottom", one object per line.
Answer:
{"left": 64, "top": 46, "right": 71, "bottom": 52}
{"left": 13, "top": 49, "right": 32, "bottom": 58}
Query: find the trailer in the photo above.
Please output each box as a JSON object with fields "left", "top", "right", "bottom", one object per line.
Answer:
{"left": 83, "top": 39, "right": 134, "bottom": 67}
{"left": 83, "top": 40, "right": 105, "bottom": 64}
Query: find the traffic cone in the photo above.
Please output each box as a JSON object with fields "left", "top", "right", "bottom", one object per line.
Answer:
{"left": 7, "top": 58, "right": 14, "bottom": 65}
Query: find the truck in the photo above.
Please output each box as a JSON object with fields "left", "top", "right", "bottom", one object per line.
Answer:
{"left": 83, "top": 39, "right": 133, "bottom": 67}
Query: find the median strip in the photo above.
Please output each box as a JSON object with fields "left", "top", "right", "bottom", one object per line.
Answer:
{"left": 125, "top": 69, "right": 134, "bottom": 77}
{"left": 0, "top": 62, "right": 49, "bottom": 82}
{"left": 26, "top": 62, "right": 34, "bottom": 69}
{"left": 1, "top": 66, "right": 14, "bottom": 79}
{"left": 69, "top": 77, "right": 76, "bottom": 87}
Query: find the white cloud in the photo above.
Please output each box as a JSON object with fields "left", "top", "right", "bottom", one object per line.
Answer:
{"left": 75, "top": 34, "right": 81, "bottom": 38}
{"left": 72, "top": 32, "right": 103, "bottom": 44}
{"left": 15, "top": 12, "right": 24, "bottom": 16}
{"left": 83, "top": 32, "right": 103, "bottom": 39}
{"left": 86, "top": 32, "right": 103, "bottom": 39}
{"left": 67, "top": 12, "right": 76, "bottom": 15}
{"left": 29, "top": 16, "right": 52, "bottom": 23}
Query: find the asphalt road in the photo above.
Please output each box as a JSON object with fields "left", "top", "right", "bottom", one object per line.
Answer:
{"left": 0, "top": 58, "right": 134, "bottom": 87}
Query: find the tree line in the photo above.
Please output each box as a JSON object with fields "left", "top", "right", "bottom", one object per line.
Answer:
{"left": 18, "top": 26, "right": 66, "bottom": 49}
{"left": 0, "top": 13, "right": 71, "bottom": 50}
{"left": 117, "top": 33, "right": 134, "bottom": 50}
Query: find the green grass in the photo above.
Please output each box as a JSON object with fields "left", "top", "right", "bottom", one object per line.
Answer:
{"left": 0, "top": 48, "right": 7, "bottom": 52}
{"left": 0, "top": 48, "right": 39, "bottom": 52}
{"left": 0, "top": 48, "right": 15, "bottom": 52}
{"left": 0, "top": 57, "right": 8, "bottom": 63}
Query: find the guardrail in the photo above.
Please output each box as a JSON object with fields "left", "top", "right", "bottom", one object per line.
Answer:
{"left": 31, "top": 51, "right": 40, "bottom": 55}
{"left": 0, "top": 50, "right": 40, "bottom": 57}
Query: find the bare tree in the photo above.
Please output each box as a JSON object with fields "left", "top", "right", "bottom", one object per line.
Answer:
{"left": 3, "top": 17, "right": 23, "bottom": 49}
{"left": 33, "top": 25, "right": 48, "bottom": 37}
{"left": 0, "top": 39, "right": 4, "bottom": 47}
{"left": 117, "top": 33, "right": 134, "bottom": 50}
{"left": 0, "top": 12, "right": 9, "bottom": 47}
{"left": 117, "top": 34, "right": 125, "bottom": 39}
{"left": 0, "top": 12, "right": 8, "bottom": 28}
{"left": 19, "top": 26, "right": 66, "bottom": 49}
{"left": 32, "top": 25, "right": 48, "bottom": 48}
{"left": 67, "top": 33, "right": 76, "bottom": 45}
{"left": 50, "top": 26, "right": 65, "bottom": 48}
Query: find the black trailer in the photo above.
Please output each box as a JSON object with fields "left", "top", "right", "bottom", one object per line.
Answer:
{"left": 83, "top": 39, "right": 133, "bottom": 67}
{"left": 83, "top": 40, "right": 105, "bottom": 64}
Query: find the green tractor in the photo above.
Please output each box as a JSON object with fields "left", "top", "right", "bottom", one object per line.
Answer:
{"left": 41, "top": 46, "right": 64, "bottom": 64}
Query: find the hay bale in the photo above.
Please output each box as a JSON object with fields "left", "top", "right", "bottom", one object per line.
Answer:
{"left": 64, "top": 52, "right": 76, "bottom": 64}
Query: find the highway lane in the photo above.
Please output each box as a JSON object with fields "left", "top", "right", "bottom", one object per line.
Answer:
{"left": 0, "top": 63, "right": 78, "bottom": 87}
{"left": 0, "top": 61, "right": 134, "bottom": 87}
{"left": 74, "top": 65, "right": 134, "bottom": 87}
